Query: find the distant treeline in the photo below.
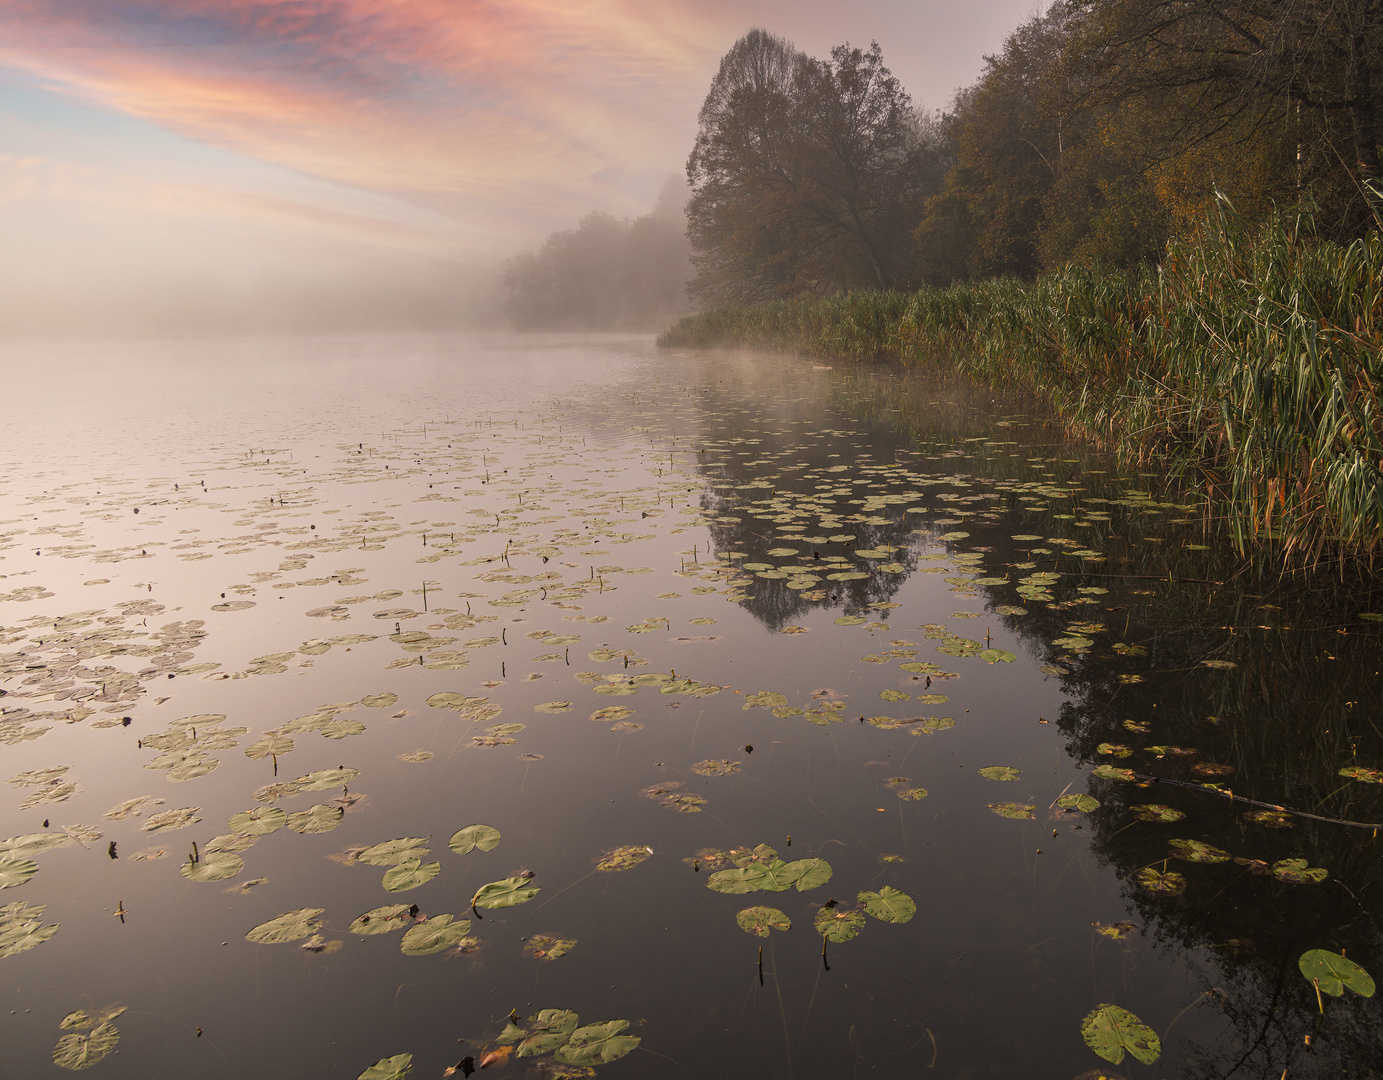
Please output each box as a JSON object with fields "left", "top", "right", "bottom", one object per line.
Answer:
{"left": 687, "top": 4, "right": 1383, "bottom": 301}
{"left": 502, "top": 180, "right": 692, "bottom": 330}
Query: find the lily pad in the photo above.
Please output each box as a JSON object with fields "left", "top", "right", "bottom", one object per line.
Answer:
{"left": 247, "top": 908, "right": 324, "bottom": 944}
{"left": 53, "top": 1022, "right": 120, "bottom": 1071}
{"left": 0, "top": 859, "right": 38, "bottom": 890}
{"left": 400, "top": 914, "right": 472, "bottom": 955}
{"left": 228, "top": 806, "right": 287, "bottom": 836}
{"left": 350, "top": 904, "right": 415, "bottom": 935}
{"left": 1130, "top": 804, "right": 1184, "bottom": 823}
{"left": 814, "top": 906, "right": 865, "bottom": 942}
{"left": 690, "top": 759, "right": 741, "bottom": 777}
{"left": 1272, "top": 858, "right": 1328, "bottom": 884}
{"left": 524, "top": 935, "right": 577, "bottom": 961}
{"left": 286, "top": 804, "right": 344, "bottom": 835}
{"left": 358, "top": 838, "right": 430, "bottom": 866}
{"left": 1080, "top": 1003, "right": 1160, "bottom": 1065}
{"left": 736, "top": 906, "right": 791, "bottom": 937}
{"left": 358, "top": 1053, "right": 412, "bottom": 1080}
{"left": 707, "top": 857, "right": 831, "bottom": 894}
{"left": 1168, "top": 839, "right": 1230, "bottom": 864}
{"left": 979, "top": 649, "right": 1016, "bottom": 664}
{"left": 0, "top": 902, "right": 59, "bottom": 957}
{"left": 1135, "top": 867, "right": 1186, "bottom": 895}
{"left": 448, "top": 825, "right": 501, "bottom": 855}
{"left": 988, "top": 802, "right": 1035, "bottom": 819}
{"left": 979, "top": 766, "right": 1021, "bottom": 781}
{"left": 1057, "top": 794, "right": 1100, "bottom": 813}
{"left": 244, "top": 735, "right": 294, "bottom": 760}
{"left": 382, "top": 858, "right": 441, "bottom": 893}
{"left": 553, "top": 1019, "right": 641, "bottom": 1066}
{"left": 295, "top": 767, "right": 359, "bottom": 791}
{"left": 1339, "top": 766, "right": 1383, "bottom": 784}
{"left": 179, "top": 851, "right": 243, "bottom": 883}
{"left": 1092, "top": 764, "right": 1136, "bottom": 782}
{"left": 361, "top": 693, "right": 399, "bottom": 708}
{"left": 472, "top": 876, "right": 540, "bottom": 910}
{"left": 596, "top": 845, "right": 651, "bottom": 872}
{"left": 1298, "top": 949, "right": 1375, "bottom": 997}
{"left": 857, "top": 886, "right": 915, "bottom": 923}
{"left": 515, "top": 1009, "right": 579, "bottom": 1057}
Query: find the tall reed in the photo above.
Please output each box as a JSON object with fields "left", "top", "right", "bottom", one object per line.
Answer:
{"left": 660, "top": 201, "right": 1383, "bottom": 563}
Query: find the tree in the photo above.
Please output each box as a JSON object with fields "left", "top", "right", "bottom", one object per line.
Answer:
{"left": 686, "top": 31, "right": 942, "bottom": 304}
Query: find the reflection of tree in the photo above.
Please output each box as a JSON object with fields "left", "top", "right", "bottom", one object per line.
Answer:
{"left": 691, "top": 350, "right": 1383, "bottom": 1074}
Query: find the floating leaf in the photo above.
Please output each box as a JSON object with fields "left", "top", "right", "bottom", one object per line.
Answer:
{"left": 142, "top": 807, "right": 201, "bottom": 832}
{"left": 596, "top": 845, "right": 651, "bottom": 872}
{"left": 814, "top": 907, "right": 865, "bottom": 942}
{"left": 362, "top": 693, "right": 398, "bottom": 709}
{"left": 1168, "top": 839, "right": 1231, "bottom": 864}
{"left": 1272, "top": 858, "right": 1328, "bottom": 884}
{"left": 1092, "top": 765, "right": 1136, "bottom": 782}
{"left": 690, "top": 759, "right": 741, "bottom": 777}
{"left": 1135, "top": 868, "right": 1186, "bottom": 896}
{"left": 53, "top": 1022, "right": 120, "bottom": 1071}
{"left": 1130, "top": 804, "right": 1184, "bottom": 823}
{"left": 247, "top": 908, "right": 324, "bottom": 944}
{"left": 449, "top": 825, "right": 501, "bottom": 855}
{"left": 524, "top": 935, "right": 577, "bottom": 961}
{"left": 979, "top": 649, "right": 1016, "bottom": 664}
{"left": 358, "top": 1053, "right": 412, "bottom": 1080}
{"left": 1339, "top": 766, "right": 1383, "bottom": 784}
{"left": 401, "top": 914, "right": 472, "bottom": 956}
{"left": 179, "top": 851, "right": 243, "bottom": 883}
{"left": 295, "top": 767, "right": 359, "bottom": 792}
{"left": 1093, "top": 921, "right": 1138, "bottom": 939}
{"left": 472, "top": 876, "right": 539, "bottom": 909}
{"left": 896, "top": 787, "right": 929, "bottom": 801}
{"left": 736, "top": 906, "right": 791, "bottom": 937}
{"left": 228, "top": 806, "right": 287, "bottom": 836}
{"left": 286, "top": 804, "right": 344, "bottom": 835}
{"left": 978, "top": 766, "right": 1020, "bottom": 781}
{"left": 879, "top": 689, "right": 910, "bottom": 702}
{"left": 988, "top": 802, "right": 1035, "bottom": 819}
{"left": 350, "top": 904, "right": 414, "bottom": 935}
{"left": 1298, "top": 949, "right": 1375, "bottom": 997}
{"left": 516, "top": 1009, "right": 579, "bottom": 1057}
{"left": 244, "top": 735, "right": 294, "bottom": 760}
{"left": 534, "top": 701, "right": 573, "bottom": 714}
{"left": 358, "top": 838, "right": 430, "bottom": 866}
{"left": 0, "top": 859, "right": 38, "bottom": 890}
{"left": 382, "top": 858, "right": 441, "bottom": 893}
{"left": 1057, "top": 794, "right": 1100, "bottom": 813}
{"left": 0, "top": 832, "right": 72, "bottom": 859}
{"left": 1080, "top": 1004, "right": 1160, "bottom": 1065}
{"left": 858, "top": 886, "right": 915, "bottom": 923}
{"left": 707, "top": 857, "right": 831, "bottom": 894}
{"left": 553, "top": 1020, "right": 641, "bottom": 1066}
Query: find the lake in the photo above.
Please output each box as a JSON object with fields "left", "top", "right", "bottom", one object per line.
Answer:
{"left": 1, "top": 333, "right": 1381, "bottom": 1079}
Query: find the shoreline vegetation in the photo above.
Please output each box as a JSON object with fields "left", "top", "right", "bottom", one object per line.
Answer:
{"left": 660, "top": 202, "right": 1383, "bottom": 566}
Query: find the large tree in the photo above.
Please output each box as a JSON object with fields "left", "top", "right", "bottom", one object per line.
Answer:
{"left": 686, "top": 31, "right": 940, "bottom": 304}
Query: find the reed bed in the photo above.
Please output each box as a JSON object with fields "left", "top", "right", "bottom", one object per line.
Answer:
{"left": 660, "top": 204, "right": 1383, "bottom": 564}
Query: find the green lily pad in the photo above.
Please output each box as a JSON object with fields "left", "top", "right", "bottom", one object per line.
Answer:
{"left": 988, "top": 802, "right": 1034, "bottom": 819}
{"left": 361, "top": 693, "right": 399, "bottom": 708}
{"left": 1080, "top": 1003, "right": 1160, "bottom": 1065}
{"left": 736, "top": 906, "right": 791, "bottom": 937}
{"left": 857, "top": 886, "right": 915, "bottom": 923}
{"left": 1168, "top": 839, "right": 1230, "bottom": 864}
{"left": 1130, "top": 804, "right": 1184, "bottom": 823}
{"left": 880, "top": 689, "right": 910, "bottom": 702}
{"left": 0, "top": 859, "right": 38, "bottom": 890}
{"left": 350, "top": 905, "right": 414, "bottom": 935}
{"left": 472, "top": 876, "right": 540, "bottom": 909}
{"left": 382, "top": 858, "right": 441, "bottom": 893}
{"left": 814, "top": 906, "right": 865, "bottom": 942}
{"left": 142, "top": 806, "right": 201, "bottom": 832}
{"left": 1298, "top": 949, "right": 1375, "bottom": 997}
{"left": 448, "top": 825, "right": 501, "bottom": 854}
{"left": 400, "top": 914, "right": 472, "bottom": 955}
{"left": 286, "top": 804, "right": 344, "bottom": 835}
{"left": 357, "top": 1053, "right": 412, "bottom": 1080}
{"left": 534, "top": 701, "right": 573, "bottom": 714}
{"left": 553, "top": 1019, "right": 641, "bottom": 1066}
{"left": 0, "top": 902, "right": 59, "bottom": 957}
{"left": 979, "top": 649, "right": 1016, "bottom": 664}
{"left": 1339, "top": 766, "right": 1383, "bottom": 784}
{"left": 247, "top": 908, "right": 324, "bottom": 944}
{"left": 524, "top": 934, "right": 577, "bottom": 960}
{"left": 707, "top": 857, "right": 831, "bottom": 894}
{"left": 244, "top": 735, "right": 294, "bottom": 760}
{"left": 1092, "top": 764, "right": 1136, "bottom": 782}
{"left": 53, "top": 1021, "right": 120, "bottom": 1071}
{"left": 179, "top": 851, "right": 243, "bottom": 882}
{"left": 896, "top": 787, "right": 929, "bottom": 801}
{"left": 295, "top": 767, "right": 359, "bottom": 791}
{"left": 596, "top": 845, "right": 652, "bottom": 872}
{"left": 358, "top": 838, "right": 430, "bottom": 866}
{"left": 1135, "top": 867, "right": 1186, "bottom": 895}
{"left": 228, "top": 806, "right": 287, "bottom": 836}
{"left": 516, "top": 1009, "right": 579, "bottom": 1057}
{"left": 1057, "top": 794, "right": 1100, "bottom": 813}
{"left": 1272, "top": 858, "right": 1328, "bottom": 884}
{"left": 978, "top": 766, "right": 1021, "bottom": 781}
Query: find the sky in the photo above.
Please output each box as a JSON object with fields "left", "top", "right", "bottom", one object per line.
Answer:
{"left": 0, "top": 0, "right": 1040, "bottom": 336}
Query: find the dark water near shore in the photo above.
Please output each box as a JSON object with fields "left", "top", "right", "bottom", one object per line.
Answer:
{"left": 1, "top": 333, "right": 1382, "bottom": 1080}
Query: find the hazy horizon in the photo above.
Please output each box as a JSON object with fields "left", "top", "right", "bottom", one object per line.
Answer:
{"left": 0, "top": 1, "right": 1041, "bottom": 338}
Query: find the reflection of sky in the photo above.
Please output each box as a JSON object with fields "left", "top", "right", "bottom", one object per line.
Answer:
{"left": 0, "top": 0, "right": 1037, "bottom": 334}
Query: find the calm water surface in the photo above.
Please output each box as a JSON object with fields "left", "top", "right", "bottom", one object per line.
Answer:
{"left": 1, "top": 333, "right": 1381, "bottom": 1079}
